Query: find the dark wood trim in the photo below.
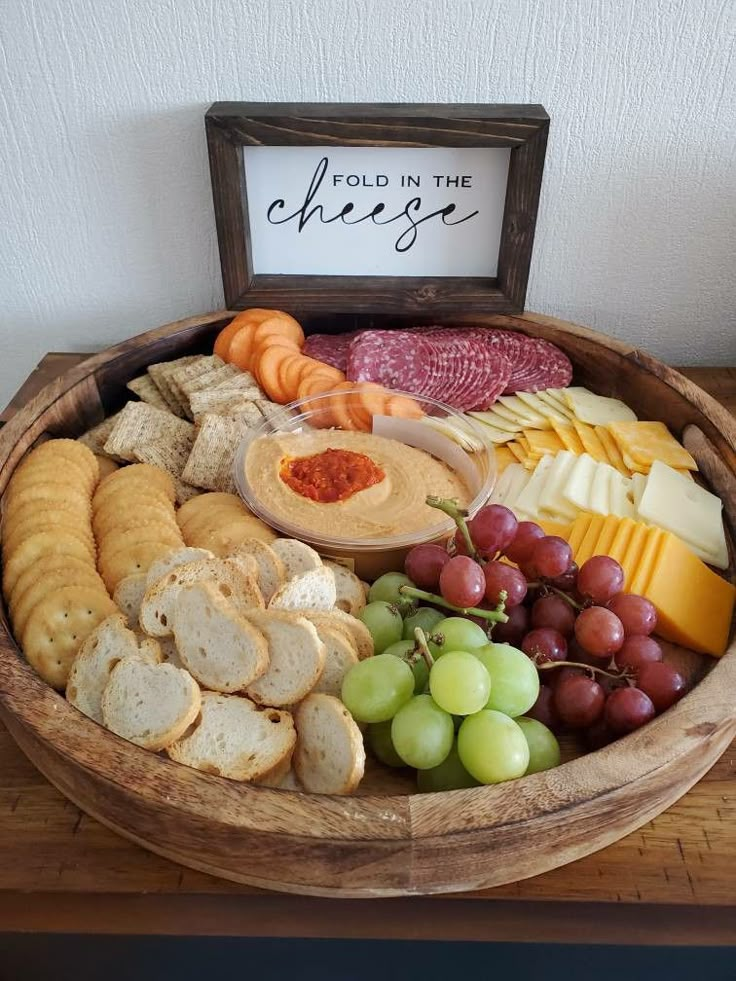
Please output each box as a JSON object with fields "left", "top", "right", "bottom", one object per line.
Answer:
{"left": 205, "top": 102, "right": 549, "bottom": 314}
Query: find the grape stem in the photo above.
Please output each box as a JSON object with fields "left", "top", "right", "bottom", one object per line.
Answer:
{"left": 527, "top": 583, "right": 585, "bottom": 611}
{"left": 413, "top": 627, "right": 435, "bottom": 671}
{"left": 425, "top": 495, "right": 478, "bottom": 561}
{"left": 399, "top": 584, "right": 509, "bottom": 623}
{"left": 535, "top": 658, "right": 630, "bottom": 684}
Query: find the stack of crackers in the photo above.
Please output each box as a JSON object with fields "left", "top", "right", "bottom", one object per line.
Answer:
{"left": 78, "top": 354, "right": 287, "bottom": 501}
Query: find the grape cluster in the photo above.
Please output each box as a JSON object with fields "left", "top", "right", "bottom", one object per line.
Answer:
{"left": 341, "top": 503, "right": 689, "bottom": 790}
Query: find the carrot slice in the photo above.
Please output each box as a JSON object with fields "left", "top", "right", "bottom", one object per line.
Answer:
{"left": 256, "top": 344, "right": 297, "bottom": 403}
{"left": 280, "top": 355, "right": 311, "bottom": 402}
{"left": 227, "top": 321, "right": 261, "bottom": 370}
{"left": 356, "top": 382, "right": 390, "bottom": 423}
{"left": 331, "top": 381, "right": 370, "bottom": 432}
{"left": 261, "top": 310, "right": 305, "bottom": 345}
{"left": 213, "top": 319, "right": 244, "bottom": 360}
{"left": 252, "top": 316, "right": 305, "bottom": 354}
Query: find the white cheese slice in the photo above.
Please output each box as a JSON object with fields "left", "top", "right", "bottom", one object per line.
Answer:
{"left": 563, "top": 453, "right": 598, "bottom": 512}
{"left": 516, "top": 392, "right": 570, "bottom": 423}
{"left": 630, "top": 472, "right": 647, "bottom": 513}
{"left": 562, "top": 387, "right": 637, "bottom": 426}
{"left": 589, "top": 463, "right": 615, "bottom": 515}
{"left": 494, "top": 396, "right": 551, "bottom": 430}
{"left": 608, "top": 472, "right": 635, "bottom": 518}
{"left": 490, "top": 463, "right": 529, "bottom": 507}
{"left": 538, "top": 451, "right": 579, "bottom": 522}
{"left": 638, "top": 460, "right": 727, "bottom": 559}
{"left": 464, "top": 414, "right": 516, "bottom": 443}
{"left": 475, "top": 411, "right": 525, "bottom": 434}
{"left": 536, "top": 390, "right": 576, "bottom": 420}
{"left": 513, "top": 454, "right": 554, "bottom": 521}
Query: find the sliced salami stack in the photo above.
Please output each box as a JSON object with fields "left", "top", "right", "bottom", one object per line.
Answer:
{"left": 306, "top": 325, "right": 572, "bottom": 410}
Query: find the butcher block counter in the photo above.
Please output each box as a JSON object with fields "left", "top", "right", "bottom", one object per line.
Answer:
{"left": 1, "top": 353, "right": 735, "bottom": 946}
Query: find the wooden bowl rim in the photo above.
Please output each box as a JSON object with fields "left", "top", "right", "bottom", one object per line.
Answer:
{"left": 1, "top": 309, "right": 735, "bottom": 846}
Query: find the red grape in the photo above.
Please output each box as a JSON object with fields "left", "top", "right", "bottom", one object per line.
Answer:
{"left": 452, "top": 529, "right": 470, "bottom": 556}
{"left": 483, "top": 560, "right": 527, "bottom": 607}
{"left": 606, "top": 593, "right": 657, "bottom": 636}
{"left": 614, "top": 635, "right": 663, "bottom": 672}
{"left": 548, "top": 665, "right": 586, "bottom": 690}
{"left": 554, "top": 674, "right": 605, "bottom": 728}
{"left": 405, "top": 544, "right": 450, "bottom": 591}
{"left": 604, "top": 686, "right": 656, "bottom": 734}
{"left": 520, "top": 559, "right": 540, "bottom": 581}
{"left": 532, "top": 536, "right": 573, "bottom": 579}
{"left": 586, "top": 718, "right": 616, "bottom": 750}
{"left": 635, "top": 662, "right": 687, "bottom": 712}
{"left": 526, "top": 685, "right": 561, "bottom": 731}
{"left": 577, "top": 556, "right": 624, "bottom": 604}
{"left": 531, "top": 594, "right": 576, "bottom": 637}
{"left": 574, "top": 606, "right": 625, "bottom": 659}
{"left": 469, "top": 504, "right": 518, "bottom": 556}
{"left": 493, "top": 603, "right": 529, "bottom": 646}
{"left": 521, "top": 628, "right": 567, "bottom": 663}
{"left": 551, "top": 561, "right": 578, "bottom": 591}
{"left": 504, "top": 521, "right": 545, "bottom": 564}
{"left": 439, "top": 555, "right": 485, "bottom": 608}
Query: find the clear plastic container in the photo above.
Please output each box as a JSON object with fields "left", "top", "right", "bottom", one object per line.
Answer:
{"left": 233, "top": 388, "right": 496, "bottom": 580}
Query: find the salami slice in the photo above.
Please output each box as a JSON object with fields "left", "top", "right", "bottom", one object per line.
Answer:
{"left": 303, "top": 331, "right": 363, "bottom": 372}
{"left": 346, "top": 330, "right": 435, "bottom": 394}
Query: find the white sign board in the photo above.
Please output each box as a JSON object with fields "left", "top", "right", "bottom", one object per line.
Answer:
{"left": 243, "top": 146, "right": 510, "bottom": 278}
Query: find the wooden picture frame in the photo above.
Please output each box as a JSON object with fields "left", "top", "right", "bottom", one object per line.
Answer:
{"left": 205, "top": 102, "right": 549, "bottom": 317}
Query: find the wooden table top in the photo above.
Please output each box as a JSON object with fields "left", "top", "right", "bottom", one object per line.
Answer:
{"left": 1, "top": 355, "right": 735, "bottom": 945}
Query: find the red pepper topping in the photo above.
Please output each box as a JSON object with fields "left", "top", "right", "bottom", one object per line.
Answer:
{"left": 280, "top": 448, "right": 385, "bottom": 503}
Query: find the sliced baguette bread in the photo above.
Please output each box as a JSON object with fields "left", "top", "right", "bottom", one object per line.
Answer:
{"left": 67, "top": 614, "right": 161, "bottom": 724}
{"left": 268, "top": 565, "right": 336, "bottom": 612}
{"left": 270, "top": 539, "right": 322, "bottom": 579}
{"left": 139, "top": 556, "right": 264, "bottom": 637}
{"left": 244, "top": 609, "right": 326, "bottom": 707}
{"left": 167, "top": 692, "right": 295, "bottom": 782}
{"left": 228, "top": 538, "right": 286, "bottom": 603}
{"left": 301, "top": 608, "right": 374, "bottom": 659}
{"left": 172, "top": 581, "right": 269, "bottom": 692}
{"left": 312, "top": 625, "right": 359, "bottom": 697}
{"left": 324, "top": 561, "right": 366, "bottom": 617}
{"left": 145, "top": 546, "right": 215, "bottom": 587}
{"left": 293, "top": 693, "right": 365, "bottom": 795}
{"left": 113, "top": 573, "right": 148, "bottom": 629}
{"left": 101, "top": 656, "right": 201, "bottom": 751}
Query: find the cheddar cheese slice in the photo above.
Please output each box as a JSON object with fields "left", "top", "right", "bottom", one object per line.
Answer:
{"left": 620, "top": 522, "right": 649, "bottom": 591}
{"left": 595, "top": 425, "right": 630, "bottom": 476}
{"left": 628, "top": 528, "right": 665, "bottom": 597}
{"left": 524, "top": 429, "right": 566, "bottom": 460}
{"left": 551, "top": 420, "right": 585, "bottom": 455}
{"left": 494, "top": 445, "right": 517, "bottom": 475}
{"left": 607, "top": 421, "right": 698, "bottom": 472}
{"left": 567, "top": 513, "right": 593, "bottom": 556}
{"left": 572, "top": 420, "right": 609, "bottom": 464}
{"left": 596, "top": 515, "right": 621, "bottom": 558}
{"left": 608, "top": 517, "right": 636, "bottom": 566}
{"left": 576, "top": 515, "right": 607, "bottom": 567}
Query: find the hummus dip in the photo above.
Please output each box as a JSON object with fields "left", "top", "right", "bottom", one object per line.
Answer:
{"left": 244, "top": 430, "right": 471, "bottom": 539}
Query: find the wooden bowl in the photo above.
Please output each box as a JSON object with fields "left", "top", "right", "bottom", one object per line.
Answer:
{"left": 1, "top": 310, "right": 734, "bottom": 898}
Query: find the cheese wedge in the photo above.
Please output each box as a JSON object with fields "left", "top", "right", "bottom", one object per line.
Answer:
{"left": 645, "top": 533, "right": 735, "bottom": 657}
{"left": 563, "top": 387, "right": 637, "bottom": 426}
{"left": 637, "top": 460, "right": 727, "bottom": 568}
{"left": 608, "top": 421, "right": 698, "bottom": 472}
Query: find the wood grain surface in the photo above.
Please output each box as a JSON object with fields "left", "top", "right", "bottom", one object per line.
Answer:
{"left": 1, "top": 339, "right": 735, "bottom": 941}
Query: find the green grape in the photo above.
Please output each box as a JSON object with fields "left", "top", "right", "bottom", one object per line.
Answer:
{"left": 341, "top": 654, "right": 414, "bottom": 723}
{"left": 457, "top": 710, "right": 530, "bottom": 784}
{"left": 384, "top": 639, "right": 429, "bottom": 694}
{"left": 358, "top": 601, "right": 404, "bottom": 654}
{"left": 515, "top": 716, "right": 561, "bottom": 774}
{"left": 473, "top": 643, "right": 540, "bottom": 718}
{"left": 416, "top": 742, "right": 480, "bottom": 792}
{"left": 403, "top": 606, "right": 445, "bottom": 641}
{"left": 368, "top": 572, "right": 417, "bottom": 614}
{"left": 391, "top": 694, "right": 454, "bottom": 769}
{"left": 367, "top": 720, "right": 406, "bottom": 768}
{"left": 432, "top": 616, "right": 488, "bottom": 657}
{"left": 429, "top": 650, "right": 491, "bottom": 716}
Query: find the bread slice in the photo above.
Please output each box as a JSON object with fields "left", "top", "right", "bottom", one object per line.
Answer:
{"left": 270, "top": 539, "right": 322, "bottom": 579}
{"left": 66, "top": 614, "right": 159, "bottom": 723}
{"left": 139, "top": 557, "right": 264, "bottom": 637}
{"left": 324, "top": 561, "right": 367, "bottom": 616}
{"left": 167, "top": 692, "right": 295, "bottom": 782}
{"left": 113, "top": 574, "right": 148, "bottom": 629}
{"left": 145, "top": 546, "right": 216, "bottom": 587}
{"left": 228, "top": 539, "right": 286, "bottom": 603}
{"left": 275, "top": 768, "right": 304, "bottom": 792}
{"left": 268, "top": 566, "right": 336, "bottom": 612}
{"left": 172, "top": 581, "right": 269, "bottom": 692}
{"left": 244, "top": 609, "right": 326, "bottom": 707}
{"left": 101, "top": 656, "right": 201, "bottom": 751}
{"left": 293, "top": 693, "right": 365, "bottom": 795}
{"left": 312, "top": 625, "right": 359, "bottom": 697}
{"left": 301, "top": 608, "right": 374, "bottom": 660}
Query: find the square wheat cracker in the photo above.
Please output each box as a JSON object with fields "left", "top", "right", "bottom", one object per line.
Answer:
{"left": 103, "top": 402, "right": 194, "bottom": 463}
{"left": 181, "top": 414, "right": 256, "bottom": 493}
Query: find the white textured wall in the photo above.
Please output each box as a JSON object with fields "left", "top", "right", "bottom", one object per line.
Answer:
{"left": 1, "top": 0, "right": 735, "bottom": 404}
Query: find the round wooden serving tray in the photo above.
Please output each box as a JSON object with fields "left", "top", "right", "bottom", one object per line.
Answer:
{"left": 1, "top": 310, "right": 735, "bottom": 898}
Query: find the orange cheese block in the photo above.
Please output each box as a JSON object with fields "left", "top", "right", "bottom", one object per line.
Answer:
{"left": 575, "top": 514, "right": 606, "bottom": 567}
{"left": 568, "top": 512, "right": 593, "bottom": 556}
{"left": 596, "top": 514, "right": 621, "bottom": 558}
{"left": 608, "top": 517, "right": 636, "bottom": 567}
{"left": 628, "top": 527, "right": 665, "bottom": 597}
{"left": 620, "top": 522, "right": 649, "bottom": 590}
{"left": 645, "top": 532, "right": 735, "bottom": 657}
{"left": 538, "top": 519, "right": 573, "bottom": 539}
